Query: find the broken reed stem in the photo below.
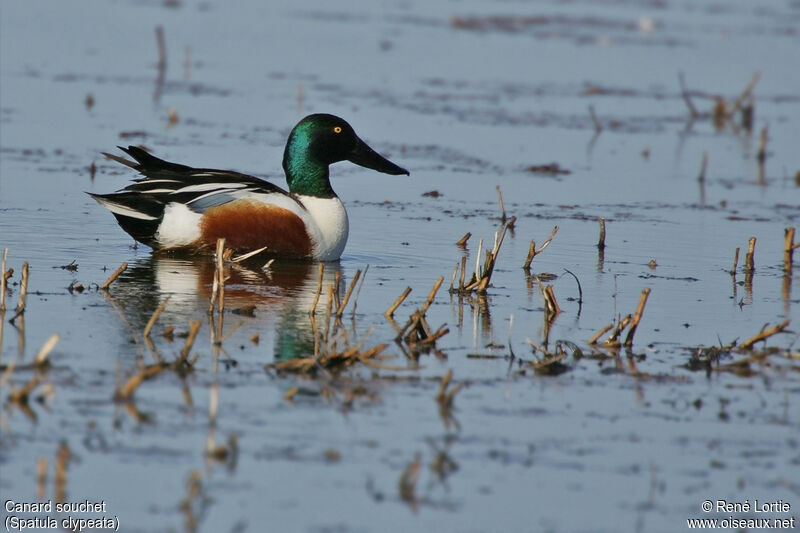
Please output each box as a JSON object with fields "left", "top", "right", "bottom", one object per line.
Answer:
{"left": 745, "top": 237, "right": 756, "bottom": 273}
{"left": 34, "top": 333, "right": 59, "bottom": 365}
{"left": 386, "top": 287, "right": 412, "bottom": 318}
{"left": 785, "top": 227, "right": 797, "bottom": 272}
{"left": 606, "top": 314, "right": 632, "bottom": 345}
{"left": 309, "top": 263, "right": 324, "bottom": 315}
{"left": 730, "top": 247, "right": 740, "bottom": 276}
{"left": 588, "top": 104, "right": 602, "bottom": 133}
{"left": 179, "top": 320, "right": 202, "bottom": 363}
{"left": 101, "top": 262, "right": 127, "bottom": 290}
{"left": 457, "top": 256, "right": 467, "bottom": 291}
{"left": 496, "top": 186, "right": 508, "bottom": 222}
{"left": 336, "top": 269, "right": 361, "bottom": 317}
{"left": 598, "top": 218, "right": 606, "bottom": 250}
{"left": 543, "top": 285, "right": 561, "bottom": 318}
{"left": 116, "top": 365, "right": 164, "bottom": 400}
{"left": 623, "top": 288, "right": 651, "bottom": 347}
{"left": 16, "top": 262, "right": 29, "bottom": 312}
{"left": 523, "top": 241, "right": 536, "bottom": 270}
{"left": 456, "top": 232, "right": 471, "bottom": 247}
{"left": 0, "top": 248, "right": 7, "bottom": 311}
{"left": 740, "top": 319, "right": 790, "bottom": 350}
{"left": 215, "top": 239, "right": 225, "bottom": 316}
{"left": 333, "top": 271, "right": 342, "bottom": 311}
{"left": 588, "top": 324, "right": 614, "bottom": 345}
{"left": 350, "top": 264, "right": 369, "bottom": 317}
{"left": 144, "top": 295, "right": 171, "bottom": 337}
{"left": 420, "top": 277, "right": 444, "bottom": 316}
{"left": 524, "top": 226, "right": 561, "bottom": 270}
{"left": 419, "top": 325, "right": 449, "bottom": 344}
{"left": 678, "top": 72, "right": 699, "bottom": 118}
{"left": 698, "top": 151, "right": 709, "bottom": 182}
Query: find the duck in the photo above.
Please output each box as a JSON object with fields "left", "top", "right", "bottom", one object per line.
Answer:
{"left": 89, "top": 113, "right": 409, "bottom": 261}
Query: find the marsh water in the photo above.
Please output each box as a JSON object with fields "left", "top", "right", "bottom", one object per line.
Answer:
{"left": 1, "top": 1, "right": 799, "bottom": 532}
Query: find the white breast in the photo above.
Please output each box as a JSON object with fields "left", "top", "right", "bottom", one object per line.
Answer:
{"left": 297, "top": 195, "right": 349, "bottom": 261}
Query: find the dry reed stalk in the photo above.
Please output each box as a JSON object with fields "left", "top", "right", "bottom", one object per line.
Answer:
{"left": 456, "top": 233, "right": 471, "bottom": 247}
{"left": 333, "top": 271, "right": 342, "bottom": 311}
{"left": 116, "top": 364, "right": 165, "bottom": 400}
{"left": 496, "top": 185, "right": 508, "bottom": 223}
{"left": 350, "top": 264, "right": 369, "bottom": 317}
{"left": 604, "top": 314, "right": 632, "bottom": 346}
{"left": 216, "top": 239, "right": 226, "bottom": 315}
{"left": 336, "top": 269, "right": 361, "bottom": 318}
{"left": 385, "top": 287, "right": 411, "bottom": 318}
{"left": 543, "top": 285, "right": 561, "bottom": 317}
{"left": 101, "top": 262, "right": 127, "bottom": 290}
{"left": 745, "top": 237, "right": 756, "bottom": 273}
{"left": 624, "top": 288, "right": 651, "bottom": 347}
{"left": 207, "top": 239, "right": 225, "bottom": 314}
{"left": 230, "top": 246, "right": 268, "bottom": 263}
{"left": 740, "top": 320, "right": 790, "bottom": 350}
{"left": 784, "top": 227, "right": 797, "bottom": 272}
{"left": 420, "top": 277, "right": 444, "bottom": 316}
{"left": 309, "top": 263, "right": 324, "bottom": 315}
{"left": 34, "top": 333, "right": 59, "bottom": 365}
{"left": 458, "top": 256, "right": 467, "bottom": 290}
{"left": 458, "top": 218, "right": 514, "bottom": 294}
{"left": 523, "top": 241, "right": 536, "bottom": 270}
{"left": 419, "top": 325, "right": 450, "bottom": 344}
{"left": 588, "top": 324, "right": 614, "bottom": 345}
{"left": 0, "top": 248, "right": 7, "bottom": 311}
{"left": 144, "top": 295, "right": 171, "bottom": 337}
{"left": 598, "top": 218, "right": 606, "bottom": 249}
{"left": 474, "top": 238, "right": 483, "bottom": 282}
{"left": 178, "top": 320, "right": 202, "bottom": 363}
{"left": 730, "top": 247, "right": 740, "bottom": 275}
{"left": 16, "top": 262, "right": 29, "bottom": 312}
{"left": 523, "top": 226, "right": 560, "bottom": 269}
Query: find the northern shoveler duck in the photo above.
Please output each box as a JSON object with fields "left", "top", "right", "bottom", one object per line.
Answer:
{"left": 90, "top": 113, "right": 409, "bottom": 261}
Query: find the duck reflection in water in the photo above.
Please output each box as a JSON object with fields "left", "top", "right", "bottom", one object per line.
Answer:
{"left": 108, "top": 253, "right": 345, "bottom": 361}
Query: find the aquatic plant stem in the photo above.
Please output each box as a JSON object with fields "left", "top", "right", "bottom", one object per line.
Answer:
{"left": 624, "top": 288, "right": 651, "bottom": 347}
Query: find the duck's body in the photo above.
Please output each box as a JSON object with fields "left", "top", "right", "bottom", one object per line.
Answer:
{"left": 90, "top": 114, "right": 408, "bottom": 261}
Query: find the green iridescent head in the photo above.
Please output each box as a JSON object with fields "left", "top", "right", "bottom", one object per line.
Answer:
{"left": 282, "top": 113, "right": 409, "bottom": 198}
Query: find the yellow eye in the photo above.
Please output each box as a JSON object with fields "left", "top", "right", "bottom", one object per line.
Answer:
{"left": 333, "top": 126, "right": 342, "bottom": 133}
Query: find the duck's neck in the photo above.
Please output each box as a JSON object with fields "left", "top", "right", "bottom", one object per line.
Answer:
{"left": 283, "top": 127, "right": 336, "bottom": 198}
